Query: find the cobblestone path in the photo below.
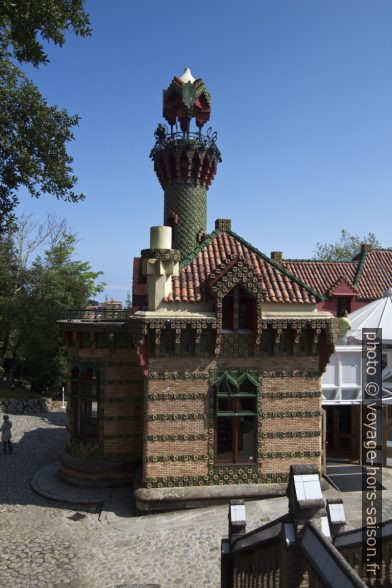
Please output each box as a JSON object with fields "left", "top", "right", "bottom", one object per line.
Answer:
{"left": 3, "top": 410, "right": 387, "bottom": 587}
{"left": 0, "top": 411, "right": 284, "bottom": 587}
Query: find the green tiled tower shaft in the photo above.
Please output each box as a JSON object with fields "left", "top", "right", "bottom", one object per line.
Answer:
{"left": 151, "top": 138, "right": 220, "bottom": 259}
{"left": 151, "top": 69, "right": 221, "bottom": 259}
{"left": 164, "top": 180, "right": 207, "bottom": 259}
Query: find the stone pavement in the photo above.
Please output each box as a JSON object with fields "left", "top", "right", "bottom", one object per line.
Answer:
{"left": 1, "top": 410, "right": 392, "bottom": 587}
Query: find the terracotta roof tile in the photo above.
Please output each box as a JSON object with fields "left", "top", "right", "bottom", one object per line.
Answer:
{"left": 133, "top": 240, "right": 392, "bottom": 307}
{"left": 166, "top": 231, "right": 320, "bottom": 304}
{"left": 356, "top": 250, "right": 392, "bottom": 298}
{"left": 283, "top": 261, "right": 357, "bottom": 298}
{"left": 284, "top": 250, "right": 392, "bottom": 300}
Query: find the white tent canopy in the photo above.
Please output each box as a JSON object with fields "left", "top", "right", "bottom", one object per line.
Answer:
{"left": 348, "top": 288, "right": 392, "bottom": 343}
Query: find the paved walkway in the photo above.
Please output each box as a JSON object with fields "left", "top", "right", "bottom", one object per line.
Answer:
{"left": 1, "top": 410, "right": 392, "bottom": 587}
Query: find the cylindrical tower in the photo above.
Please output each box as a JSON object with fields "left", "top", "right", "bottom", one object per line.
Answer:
{"left": 150, "top": 68, "right": 221, "bottom": 259}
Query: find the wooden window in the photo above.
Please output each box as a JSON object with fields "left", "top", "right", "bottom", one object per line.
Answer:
{"left": 215, "top": 374, "right": 257, "bottom": 464}
{"left": 71, "top": 366, "right": 99, "bottom": 442}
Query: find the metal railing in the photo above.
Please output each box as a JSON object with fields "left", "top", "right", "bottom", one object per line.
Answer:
{"left": 150, "top": 125, "right": 222, "bottom": 160}
{"left": 58, "top": 309, "right": 129, "bottom": 322}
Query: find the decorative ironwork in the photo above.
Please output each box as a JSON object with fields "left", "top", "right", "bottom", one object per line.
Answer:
{"left": 59, "top": 309, "right": 129, "bottom": 322}
{"left": 150, "top": 125, "right": 221, "bottom": 161}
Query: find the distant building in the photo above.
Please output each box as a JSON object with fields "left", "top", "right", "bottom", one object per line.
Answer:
{"left": 322, "top": 289, "right": 392, "bottom": 464}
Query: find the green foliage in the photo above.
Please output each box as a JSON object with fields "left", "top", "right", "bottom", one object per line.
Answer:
{"left": 1, "top": 0, "right": 91, "bottom": 67}
{"left": 0, "top": 1, "right": 91, "bottom": 229}
{"left": 124, "top": 290, "right": 132, "bottom": 309}
{"left": 0, "top": 218, "right": 104, "bottom": 392}
{"left": 312, "top": 229, "right": 382, "bottom": 262}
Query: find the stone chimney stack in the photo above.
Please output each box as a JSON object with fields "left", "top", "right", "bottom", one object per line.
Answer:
{"left": 271, "top": 251, "right": 283, "bottom": 264}
{"left": 141, "top": 226, "right": 179, "bottom": 311}
{"left": 360, "top": 243, "right": 374, "bottom": 255}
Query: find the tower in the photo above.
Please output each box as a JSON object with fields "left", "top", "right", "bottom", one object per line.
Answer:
{"left": 150, "top": 68, "right": 221, "bottom": 259}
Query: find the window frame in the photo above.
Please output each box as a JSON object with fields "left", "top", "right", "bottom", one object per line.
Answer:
{"left": 214, "top": 373, "right": 258, "bottom": 465}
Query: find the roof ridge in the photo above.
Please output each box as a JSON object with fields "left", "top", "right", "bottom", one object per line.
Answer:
{"left": 284, "top": 258, "right": 356, "bottom": 264}
{"left": 179, "top": 230, "right": 220, "bottom": 269}
{"left": 368, "top": 247, "right": 392, "bottom": 252}
{"left": 353, "top": 248, "right": 368, "bottom": 287}
{"left": 227, "top": 230, "right": 324, "bottom": 302}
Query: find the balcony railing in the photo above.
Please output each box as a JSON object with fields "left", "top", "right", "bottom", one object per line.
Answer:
{"left": 59, "top": 309, "right": 129, "bottom": 322}
{"left": 150, "top": 125, "right": 222, "bottom": 160}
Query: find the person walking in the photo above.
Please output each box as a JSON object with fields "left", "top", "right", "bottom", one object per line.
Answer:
{"left": 1, "top": 415, "right": 12, "bottom": 454}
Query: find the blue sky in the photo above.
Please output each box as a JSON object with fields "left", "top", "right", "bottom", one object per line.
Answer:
{"left": 18, "top": 0, "right": 392, "bottom": 302}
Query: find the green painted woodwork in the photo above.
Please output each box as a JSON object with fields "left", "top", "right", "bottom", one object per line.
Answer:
{"left": 164, "top": 180, "right": 207, "bottom": 259}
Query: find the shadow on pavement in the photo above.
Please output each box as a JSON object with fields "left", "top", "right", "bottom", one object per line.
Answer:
{"left": 0, "top": 410, "right": 103, "bottom": 516}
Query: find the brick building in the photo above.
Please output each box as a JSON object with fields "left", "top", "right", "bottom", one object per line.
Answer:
{"left": 58, "top": 69, "right": 389, "bottom": 511}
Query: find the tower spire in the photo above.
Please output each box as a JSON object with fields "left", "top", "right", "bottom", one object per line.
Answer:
{"left": 150, "top": 69, "right": 221, "bottom": 259}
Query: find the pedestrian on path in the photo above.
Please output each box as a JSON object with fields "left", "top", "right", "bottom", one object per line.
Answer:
{"left": 1, "top": 414, "right": 12, "bottom": 454}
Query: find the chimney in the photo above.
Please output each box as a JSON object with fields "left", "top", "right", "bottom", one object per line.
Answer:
{"left": 141, "top": 226, "right": 179, "bottom": 311}
{"left": 271, "top": 251, "right": 283, "bottom": 264}
{"left": 215, "top": 219, "right": 231, "bottom": 232}
{"left": 360, "top": 243, "right": 374, "bottom": 255}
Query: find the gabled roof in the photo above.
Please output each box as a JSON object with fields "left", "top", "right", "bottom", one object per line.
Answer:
{"left": 164, "top": 230, "right": 322, "bottom": 304}
{"left": 354, "top": 249, "right": 392, "bottom": 299}
{"left": 283, "top": 260, "right": 357, "bottom": 298}
{"left": 284, "top": 248, "right": 392, "bottom": 300}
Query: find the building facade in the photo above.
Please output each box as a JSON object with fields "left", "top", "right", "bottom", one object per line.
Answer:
{"left": 58, "top": 69, "right": 347, "bottom": 510}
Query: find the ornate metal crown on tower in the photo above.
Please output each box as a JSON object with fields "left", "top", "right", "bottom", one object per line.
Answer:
{"left": 150, "top": 68, "right": 222, "bottom": 259}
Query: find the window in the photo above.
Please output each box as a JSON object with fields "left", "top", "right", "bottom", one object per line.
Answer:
{"left": 222, "top": 285, "right": 255, "bottom": 331}
{"left": 300, "top": 328, "right": 313, "bottom": 355}
{"left": 279, "top": 328, "right": 293, "bottom": 355}
{"left": 160, "top": 328, "right": 175, "bottom": 357}
{"left": 215, "top": 373, "right": 257, "bottom": 464}
{"left": 222, "top": 292, "right": 234, "bottom": 330}
{"left": 200, "top": 328, "right": 214, "bottom": 356}
{"left": 180, "top": 326, "right": 195, "bottom": 356}
{"left": 337, "top": 297, "right": 351, "bottom": 317}
{"left": 71, "top": 366, "right": 99, "bottom": 442}
{"left": 261, "top": 327, "right": 274, "bottom": 355}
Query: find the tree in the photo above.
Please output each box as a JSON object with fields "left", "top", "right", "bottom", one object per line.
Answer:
{"left": 0, "top": 1, "right": 91, "bottom": 229}
{"left": 124, "top": 290, "right": 132, "bottom": 310}
{"left": 312, "top": 229, "right": 382, "bottom": 262}
{"left": 0, "top": 217, "right": 104, "bottom": 392}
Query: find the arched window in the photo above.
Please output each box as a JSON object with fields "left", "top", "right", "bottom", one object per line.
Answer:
{"left": 215, "top": 372, "right": 258, "bottom": 464}
{"left": 71, "top": 365, "right": 99, "bottom": 442}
